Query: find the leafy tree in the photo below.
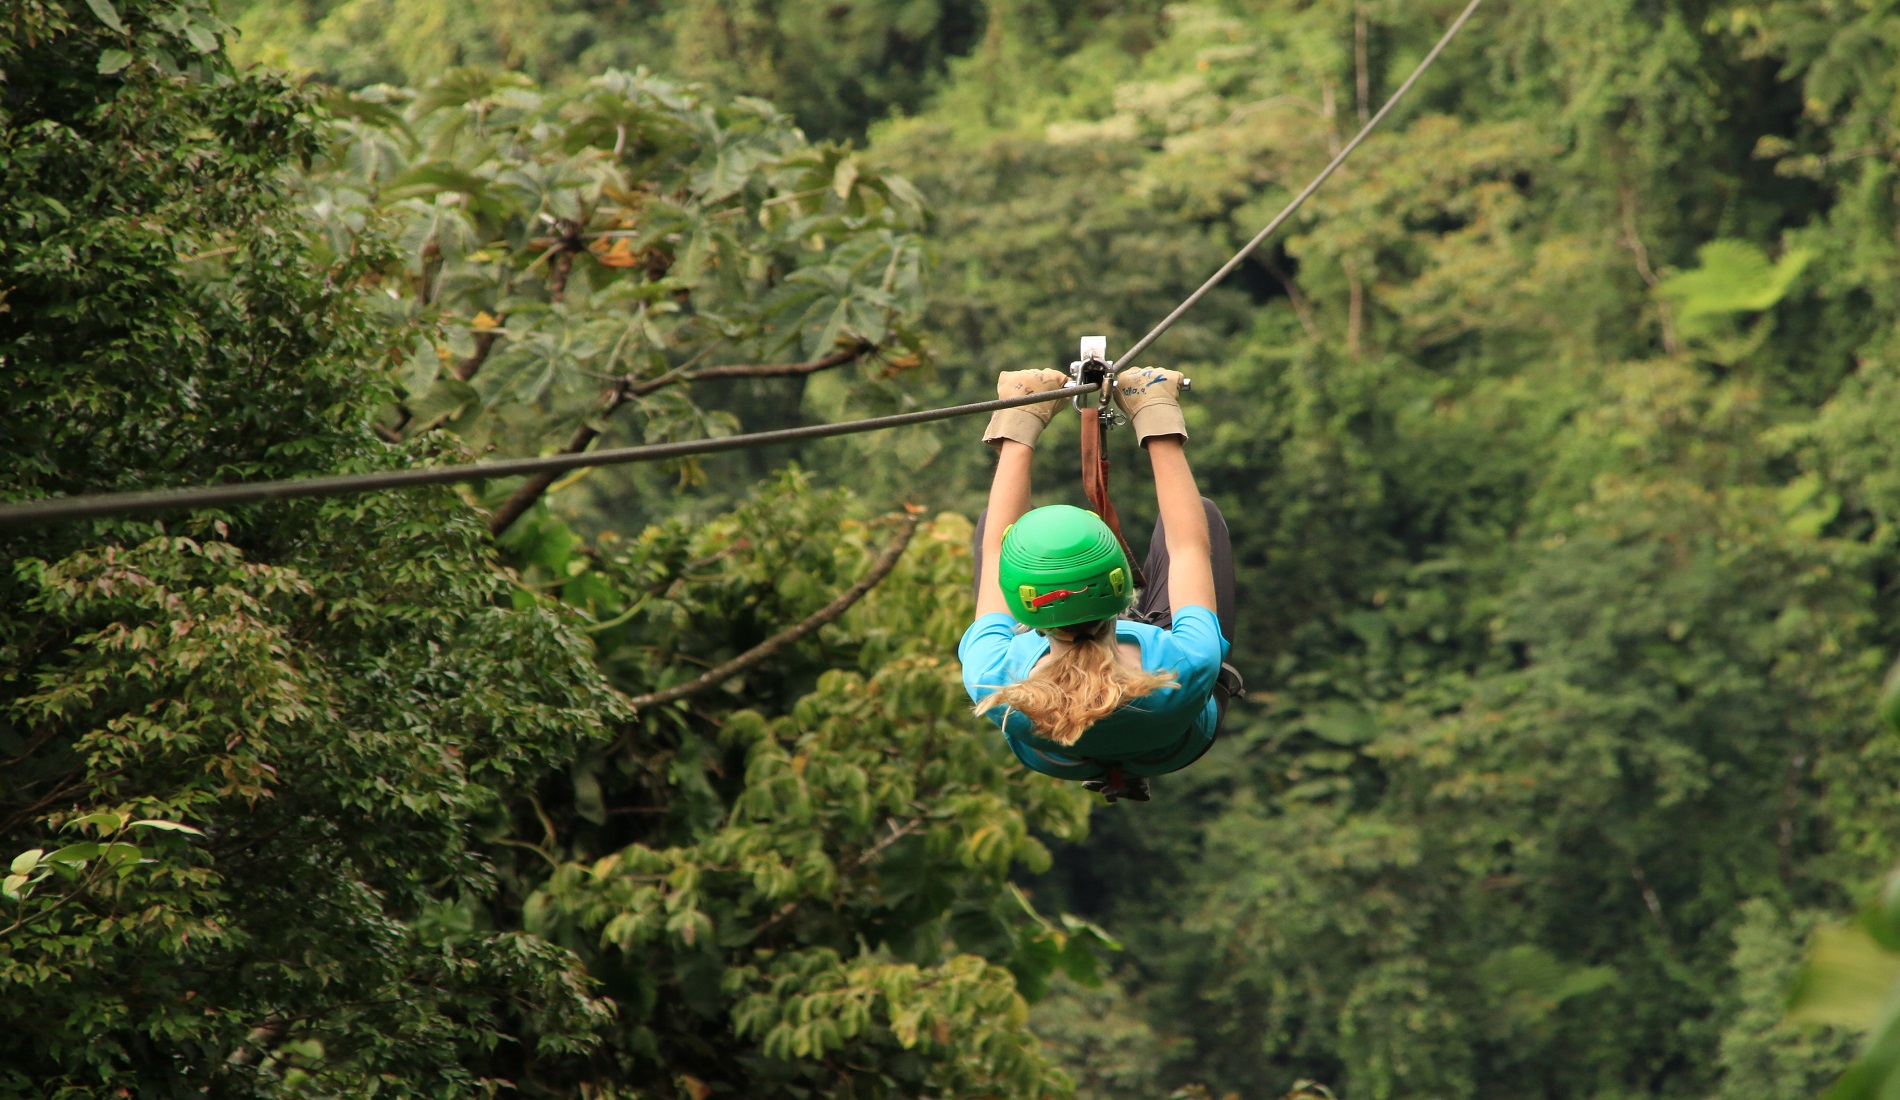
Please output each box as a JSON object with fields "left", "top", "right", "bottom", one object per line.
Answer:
{"left": 226, "top": 0, "right": 1184, "bottom": 143}
{"left": 1719, "top": 899, "right": 1858, "bottom": 1099}
{"left": 1027, "top": 974, "right": 1169, "bottom": 1098}
{"left": 299, "top": 66, "right": 934, "bottom": 535}
{"left": 223, "top": 0, "right": 995, "bottom": 141}
{"left": 1785, "top": 698, "right": 1900, "bottom": 1099}
{"left": 29, "top": 0, "right": 1900, "bottom": 1097}
{"left": 858, "top": 1, "right": 1900, "bottom": 1095}
{"left": 0, "top": 0, "right": 624, "bottom": 1095}
{"left": 3, "top": 6, "right": 1103, "bottom": 1098}
{"left": 486, "top": 480, "right": 1106, "bottom": 1097}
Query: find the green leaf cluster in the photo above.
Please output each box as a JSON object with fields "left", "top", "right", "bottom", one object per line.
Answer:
{"left": 220, "top": 0, "right": 996, "bottom": 141}
{"left": 6, "top": 6, "right": 1108, "bottom": 1094}
{"left": 1, "top": 4, "right": 624, "bottom": 1094}
{"left": 835, "top": 1, "right": 1900, "bottom": 1096}
{"left": 1786, "top": 873, "right": 1900, "bottom": 1099}
{"left": 28, "top": 0, "right": 1900, "bottom": 1097}
{"left": 489, "top": 477, "right": 1096, "bottom": 1096}
{"left": 298, "top": 65, "right": 932, "bottom": 521}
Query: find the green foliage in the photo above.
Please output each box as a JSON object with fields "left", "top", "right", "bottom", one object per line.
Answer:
{"left": 221, "top": 0, "right": 1180, "bottom": 143}
{"left": 23, "top": 0, "right": 1900, "bottom": 1096}
{"left": 2, "top": 5, "right": 1100, "bottom": 1092}
{"left": 1883, "top": 657, "right": 1900, "bottom": 732}
{"left": 222, "top": 0, "right": 994, "bottom": 140}
{"left": 1028, "top": 974, "right": 1169, "bottom": 1100}
{"left": 1, "top": 3, "right": 623, "bottom": 1093}
{"left": 851, "top": 1, "right": 1900, "bottom": 1096}
{"left": 1714, "top": 900, "right": 1858, "bottom": 1099}
{"left": 1657, "top": 237, "right": 1813, "bottom": 363}
{"left": 300, "top": 66, "right": 931, "bottom": 490}
{"left": 489, "top": 477, "right": 1092, "bottom": 1097}
{"left": 2, "top": 813, "right": 204, "bottom": 923}
{"left": 1787, "top": 873, "right": 1900, "bottom": 1099}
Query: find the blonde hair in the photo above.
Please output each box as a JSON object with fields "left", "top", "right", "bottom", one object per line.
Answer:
{"left": 974, "top": 619, "right": 1176, "bottom": 746}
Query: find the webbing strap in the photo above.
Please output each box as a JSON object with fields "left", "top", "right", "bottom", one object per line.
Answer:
{"left": 1079, "top": 407, "right": 1145, "bottom": 590}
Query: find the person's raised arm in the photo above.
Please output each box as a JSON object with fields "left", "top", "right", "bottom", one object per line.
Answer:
{"left": 974, "top": 369, "right": 1071, "bottom": 619}
{"left": 1147, "top": 438, "right": 1216, "bottom": 614}
{"left": 1114, "top": 368, "right": 1216, "bottom": 615}
{"left": 976, "top": 442, "right": 1033, "bottom": 619}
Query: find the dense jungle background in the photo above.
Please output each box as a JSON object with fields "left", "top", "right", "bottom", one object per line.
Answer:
{"left": 8, "top": 0, "right": 1900, "bottom": 1096}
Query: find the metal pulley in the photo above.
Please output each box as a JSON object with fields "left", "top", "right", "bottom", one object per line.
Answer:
{"left": 1070, "top": 335, "right": 1120, "bottom": 425}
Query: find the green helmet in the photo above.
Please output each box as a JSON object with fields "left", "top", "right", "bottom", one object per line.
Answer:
{"left": 997, "top": 505, "right": 1133, "bottom": 629}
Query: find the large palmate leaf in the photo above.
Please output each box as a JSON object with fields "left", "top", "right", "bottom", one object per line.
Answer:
{"left": 304, "top": 67, "right": 932, "bottom": 482}
{"left": 1657, "top": 238, "right": 1813, "bottom": 342}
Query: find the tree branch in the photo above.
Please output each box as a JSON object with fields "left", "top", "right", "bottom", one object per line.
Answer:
{"left": 1355, "top": 4, "right": 1372, "bottom": 124}
{"left": 1346, "top": 265, "right": 1365, "bottom": 358}
{"left": 545, "top": 219, "right": 583, "bottom": 304}
{"left": 454, "top": 324, "right": 504, "bottom": 382}
{"left": 1619, "top": 184, "right": 1681, "bottom": 355}
{"left": 380, "top": 315, "right": 507, "bottom": 444}
{"left": 622, "top": 339, "right": 877, "bottom": 400}
{"left": 416, "top": 239, "right": 442, "bottom": 307}
{"left": 485, "top": 339, "right": 882, "bottom": 537}
{"left": 621, "top": 508, "right": 922, "bottom": 713}
{"left": 1777, "top": 749, "right": 1808, "bottom": 888}
{"left": 1262, "top": 255, "right": 1320, "bottom": 340}
{"left": 1629, "top": 860, "right": 1677, "bottom": 958}
{"left": 487, "top": 415, "right": 612, "bottom": 536}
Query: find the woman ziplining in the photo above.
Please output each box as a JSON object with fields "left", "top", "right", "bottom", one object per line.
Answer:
{"left": 0, "top": 2, "right": 1483, "bottom": 534}
{"left": 943, "top": 0, "right": 1487, "bottom": 802}
{"left": 960, "top": 366, "right": 1244, "bottom": 803}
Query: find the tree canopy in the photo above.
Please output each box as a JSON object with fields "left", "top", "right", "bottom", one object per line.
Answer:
{"left": 1, "top": 1, "right": 620, "bottom": 1092}
{"left": 10, "top": 0, "right": 1900, "bottom": 1097}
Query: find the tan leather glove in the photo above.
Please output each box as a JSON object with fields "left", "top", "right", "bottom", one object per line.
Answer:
{"left": 982, "top": 369, "right": 1072, "bottom": 448}
{"left": 1112, "top": 367, "right": 1188, "bottom": 445}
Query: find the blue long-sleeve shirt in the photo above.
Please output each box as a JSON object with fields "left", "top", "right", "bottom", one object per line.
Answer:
{"left": 958, "top": 605, "right": 1229, "bottom": 779}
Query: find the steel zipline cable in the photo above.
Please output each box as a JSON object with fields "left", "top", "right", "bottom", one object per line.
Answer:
{"left": 0, "top": 385, "right": 1099, "bottom": 529}
{"left": 1113, "top": 0, "right": 1486, "bottom": 371}
{"left": 0, "top": 0, "right": 1484, "bottom": 530}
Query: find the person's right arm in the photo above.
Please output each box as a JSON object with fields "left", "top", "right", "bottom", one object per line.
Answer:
{"left": 1147, "top": 438, "right": 1216, "bottom": 615}
{"left": 974, "top": 368, "right": 1072, "bottom": 618}
{"left": 1115, "top": 367, "right": 1216, "bottom": 615}
{"left": 975, "top": 441, "right": 1034, "bottom": 620}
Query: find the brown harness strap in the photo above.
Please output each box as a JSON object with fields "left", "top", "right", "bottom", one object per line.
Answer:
{"left": 1079, "top": 406, "right": 1145, "bottom": 590}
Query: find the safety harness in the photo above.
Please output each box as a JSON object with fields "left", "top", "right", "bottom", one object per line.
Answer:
{"left": 1071, "top": 338, "right": 1146, "bottom": 592}
{"left": 1069, "top": 338, "right": 1152, "bottom": 803}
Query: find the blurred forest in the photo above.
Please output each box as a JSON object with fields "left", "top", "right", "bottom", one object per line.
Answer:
{"left": 8, "top": 0, "right": 1900, "bottom": 1096}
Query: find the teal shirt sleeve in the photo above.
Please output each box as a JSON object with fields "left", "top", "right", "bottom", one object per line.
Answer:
{"left": 958, "top": 613, "right": 1037, "bottom": 739}
{"left": 1155, "top": 605, "right": 1227, "bottom": 699}
{"left": 958, "top": 613, "right": 1017, "bottom": 698}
